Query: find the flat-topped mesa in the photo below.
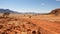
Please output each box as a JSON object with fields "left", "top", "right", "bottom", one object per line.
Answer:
{"left": 50, "top": 8, "right": 60, "bottom": 16}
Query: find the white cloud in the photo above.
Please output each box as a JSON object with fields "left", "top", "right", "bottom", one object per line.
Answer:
{"left": 56, "top": 0, "right": 60, "bottom": 1}
{"left": 41, "top": 3, "right": 45, "bottom": 6}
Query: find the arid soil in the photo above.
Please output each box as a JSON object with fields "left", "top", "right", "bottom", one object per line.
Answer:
{"left": 0, "top": 16, "right": 41, "bottom": 34}
{"left": 0, "top": 14, "right": 60, "bottom": 34}
{"left": 25, "top": 18, "right": 60, "bottom": 34}
{"left": 0, "top": 9, "right": 60, "bottom": 34}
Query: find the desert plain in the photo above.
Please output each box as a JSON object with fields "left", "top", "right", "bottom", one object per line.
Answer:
{"left": 0, "top": 9, "right": 60, "bottom": 34}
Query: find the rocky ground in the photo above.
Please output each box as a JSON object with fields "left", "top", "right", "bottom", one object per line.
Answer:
{"left": 0, "top": 17, "right": 41, "bottom": 34}
{"left": 0, "top": 8, "right": 60, "bottom": 34}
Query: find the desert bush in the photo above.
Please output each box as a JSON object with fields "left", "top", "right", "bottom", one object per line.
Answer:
{"left": 0, "top": 25, "right": 3, "bottom": 29}
{"left": 32, "top": 31, "right": 36, "bottom": 34}
{"left": 27, "top": 29, "right": 31, "bottom": 31}
{"left": 27, "top": 22, "right": 31, "bottom": 24}
{"left": 3, "top": 12, "right": 10, "bottom": 18}
{"left": 37, "top": 30, "right": 41, "bottom": 34}
{"left": 0, "top": 17, "right": 3, "bottom": 19}
{"left": 29, "top": 16, "right": 31, "bottom": 18}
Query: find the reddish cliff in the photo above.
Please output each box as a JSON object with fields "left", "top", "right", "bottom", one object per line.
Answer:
{"left": 50, "top": 8, "right": 60, "bottom": 16}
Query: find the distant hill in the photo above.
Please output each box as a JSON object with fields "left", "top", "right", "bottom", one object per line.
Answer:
{"left": 0, "top": 9, "right": 38, "bottom": 14}
{"left": 0, "top": 8, "right": 60, "bottom": 15}
{"left": 0, "top": 9, "right": 18, "bottom": 13}
{"left": 50, "top": 8, "right": 60, "bottom": 15}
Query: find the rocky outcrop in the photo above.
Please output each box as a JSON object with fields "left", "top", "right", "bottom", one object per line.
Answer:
{"left": 50, "top": 8, "right": 60, "bottom": 16}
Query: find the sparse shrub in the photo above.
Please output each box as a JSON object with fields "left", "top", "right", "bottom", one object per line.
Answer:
{"left": 32, "top": 31, "right": 36, "bottom": 34}
{"left": 27, "top": 29, "right": 31, "bottom": 31}
{"left": 27, "top": 22, "right": 31, "bottom": 24}
{"left": 0, "top": 25, "right": 3, "bottom": 29}
{"left": 0, "top": 16, "right": 3, "bottom": 19}
{"left": 15, "top": 19, "right": 17, "bottom": 21}
{"left": 29, "top": 16, "right": 31, "bottom": 18}
{"left": 37, "top": 30, "right": 41, "bottom": 34}
{"left": 24, "top": 15, "right": 25, "bottom": 16}
{"left": 3, "top": 12, "right": 10, "bottom": 18}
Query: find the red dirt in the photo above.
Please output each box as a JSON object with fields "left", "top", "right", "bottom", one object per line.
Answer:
{"left": 0, "top": 14, "right": 60, "bottom": 34}
{"left": 21, "top": 18, "right": 60, "bottom": 34}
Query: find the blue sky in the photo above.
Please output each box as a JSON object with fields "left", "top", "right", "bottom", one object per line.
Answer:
{"left": 0, "top": 0, "right": 60, "bottom": 13}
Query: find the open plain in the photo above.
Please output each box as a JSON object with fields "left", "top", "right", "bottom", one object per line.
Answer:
{"left": 0, "top": 9, "right": 60, "bottom": 34}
